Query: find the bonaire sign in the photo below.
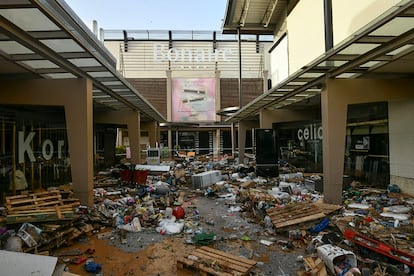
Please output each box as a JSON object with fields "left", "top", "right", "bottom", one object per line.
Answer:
{"left": 153, "top": 43, "right": 233, "bottom": 64}
{"left": 18, "top": 131, "right": 66, "bottom": 163}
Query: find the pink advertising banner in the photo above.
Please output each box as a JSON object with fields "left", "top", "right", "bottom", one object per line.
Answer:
{"left": 172, "top": 78, "right": 216, "bottom": 122}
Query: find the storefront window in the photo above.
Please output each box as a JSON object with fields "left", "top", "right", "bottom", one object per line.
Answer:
{"left": 345, "top": 102, "right": 389, "bottom": 187}
{"left": 275, "top": 121, "right": 323, "bottom": 172}
{"left": 0, "top": 105, "right": 70, "bottom": 198}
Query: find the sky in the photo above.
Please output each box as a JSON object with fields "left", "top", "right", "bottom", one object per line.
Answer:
{"left": 64, "top": 0, "right": 228, "bottom": 31}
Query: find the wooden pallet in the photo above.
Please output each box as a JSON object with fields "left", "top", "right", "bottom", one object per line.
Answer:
{"left": 266, "top": 202, "right": 325, "bottom": 229}
{"left": 6, "top": 190, "right": 63, "bottom": 212}
{"left": 5, "top": 190, "right": 79, "bottom": 223}
{"left": 177, "top": 246, "right": 256, "bottom": 276}
{"left": 7, "top": 210, "right": 76, "bottom": 224}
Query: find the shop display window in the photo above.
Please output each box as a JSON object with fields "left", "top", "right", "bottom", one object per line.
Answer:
{"left": 0, "top": 105, "right": 70, "bottom": 198}
{"left": 345, "top": 102, "right": 389, "bottom": 187}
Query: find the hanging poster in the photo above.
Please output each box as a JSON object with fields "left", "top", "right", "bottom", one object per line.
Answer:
{"left": 172, "top": 78, "right": 216, "bottom": 122}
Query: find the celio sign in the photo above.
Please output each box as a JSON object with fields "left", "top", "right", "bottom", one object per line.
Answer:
{"left": 297, "top": 124, "right": 323, "bottom": 141}
{"left": 153, "top": 43, "right": 233, "bottom": 63}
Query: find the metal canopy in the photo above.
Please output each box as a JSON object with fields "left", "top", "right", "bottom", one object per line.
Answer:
{"left": 223, "top": 0, "right": 414, "bottom": 122}
{"left": 0, "top": 0, "right": 166, "bottom": 123}
{"left": 222, "top": 0, "right": 299, "bottom": 34}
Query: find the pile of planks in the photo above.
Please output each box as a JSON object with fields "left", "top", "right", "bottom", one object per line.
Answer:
{"left": 177, "top": 246, "right": 257, "bottom": 275}
{"left": 266, "top": 201, "right": 326, "bottom": 229}
{"left": 5, "top": 190, "right": 80, "bottom": 223}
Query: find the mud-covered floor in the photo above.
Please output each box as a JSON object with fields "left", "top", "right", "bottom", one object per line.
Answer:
{"left": 54, "top": 196, "right": 304, "bottom": 276}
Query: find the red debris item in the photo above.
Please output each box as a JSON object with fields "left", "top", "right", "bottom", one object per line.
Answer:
{"left": 172, "top": 206, "right": 185, "bottom": 219}
{"left": 120, "top": 169, "right": 149, "bottom": 185}
{"left": 71, "top": 256, "right": 87, "bottom": 264}
{"left": 344, "top": 227, "right": 414, "bottom": 267}
{"left": 123, "top": 215, "right": 132, "bottom": 224}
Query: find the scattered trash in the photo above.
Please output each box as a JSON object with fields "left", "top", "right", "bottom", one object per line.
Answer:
{"left": 84, "top": 260, "right": 102, "bottom": 273}
{"left": 3, "top": 156, "right": 414, "bottom": 276}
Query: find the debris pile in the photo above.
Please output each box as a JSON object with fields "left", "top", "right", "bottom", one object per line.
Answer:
{"left": 1, "top": 155, "right": 414, "bottom": 275}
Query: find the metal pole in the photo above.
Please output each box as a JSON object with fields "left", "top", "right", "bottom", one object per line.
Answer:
{"left": 323, "top": 0, "right": 333, "bottom": 51}
{"left": 238, "top": 27, "right": 243, "bottom": 108}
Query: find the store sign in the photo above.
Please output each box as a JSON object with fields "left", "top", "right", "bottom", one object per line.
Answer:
{"left": 18, "top": 131, "right": 65, "bottom": 163}
{"left": 153, "top": 43, "right": 233, "bottom": 63}
{"left": 297, "top": 124, "right": 323, "bottom": 141}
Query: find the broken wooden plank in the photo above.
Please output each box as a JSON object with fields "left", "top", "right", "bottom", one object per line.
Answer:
{"left": 6, "top": 211, "right": 76, "bottom": 224}
{"left": 177, "top": 257, "right": 233, "bottom": 276}
{"left": 177, "top": 246, "right": 256, "bottom": 276}
{"left": 266, "top": 202, "right": 326, "bottom": 229}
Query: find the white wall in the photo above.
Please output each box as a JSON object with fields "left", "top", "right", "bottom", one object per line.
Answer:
{"left": 389, "top": 99, "right": 414, "bottom": 181}
{"left": 269, "top": 35, "right": 289, "bottom": 87}
{"left": 287, "top": 0, "right": 325, "bottom": 74}
{"left": 332, "top": 0, "right": 400, "bottom": 45}
{"left": 285, "top": 0, "right": 399, "bottom": 75}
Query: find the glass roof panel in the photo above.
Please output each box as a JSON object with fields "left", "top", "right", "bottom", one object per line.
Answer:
{"left": 370, "top": 17, "right": 414, "bottom": 36}
{"left": 88, "top": 72, "right": 114, "bottom": 78}
{"left": 387, "top": 44, "right": 414, "bottom": 55}
{"left": 335, "top": 73, "right": 357, "bottom": 78}
{"left": 337, "top": 43, "right": 379, "bottom": 55}
{"left": 44, "top": 73, "right": 77, "bottom": 79}
{"left": 0, "top": 8, "right": 60, "bottom": 31}
{"left": 318, "top": 60, "right": 347, "bottom": 67}
{"left": 69, "top": 58, "right": 101, "bottom": 67}
{"left": 102, "top": 81, "right": 123, "bottom": 86}
{"left": 0, "top": 41, "right": 33, "bottom": 54}
{"left": 20, "top": 60, "right": 59, "bottom": 69}
{"left": 360, "top": 61, "right": 382, "bottom": 68}
{"left": 306, "top": 88, "right": 321, "bottom": 92}
{"left": 98, "top": 99, "right": 118, "bottom": 103}
{"left": 287, "top": 81, "right": 307, "bottom": 85}
{"left": 41, "top": 39, "right": 84, "bottom": 53}
{"left": 301, "top": 72, "right": 324, "bottom": 78}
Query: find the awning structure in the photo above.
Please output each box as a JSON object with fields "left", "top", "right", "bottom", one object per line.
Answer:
{"left": 222, "top": 0, "right": 299, "bottom": 35}
{"left": 223, "top": 0, "right": 414, "bottom": 122}
{"left": 0, "top": 0, "right": 166, "bottom": 123}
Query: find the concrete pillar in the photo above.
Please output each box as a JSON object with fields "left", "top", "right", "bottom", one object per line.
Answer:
{"left": 128, "top": 112, "right": 141, "bottom": 164}
{"left": 0, "top": 79, "right": 94, "bottom": 206}
{"left": 238, "top": 121, "right": 247, "bottom": 165}
{"left": 321, "top": 79, "right": 414, "bottom": 204}
{"left": 147, "top": 121, "right": 157, "bottom": 148}
{"left": 166, "top": 70, "right": 172, "bottom": 121}
{"left": 215, "top": 128, "right": 221, "bottom": 158}
{"left": 95, "top": 110, "right": 141, "bottom": 164}
{"left": 231, "top": 123, "right": 236, "bottom": 157}
{"left": 168, "top": 129, "right": 173, "bottom": 158}
{"left": 215, "top": 70, "right": 221, "bottom": 122}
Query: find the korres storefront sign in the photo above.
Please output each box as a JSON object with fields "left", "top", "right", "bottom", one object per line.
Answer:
{"left": 19, "top": 131, "right": 66, "bottom": 163}
{"left": 297, "top": 123, "right": 323, "bottom": 141}
{"left": 153, "top": 44, "right": 233, "bottom": 63}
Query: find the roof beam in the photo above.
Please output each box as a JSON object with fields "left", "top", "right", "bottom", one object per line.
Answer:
{"left": 239, "top": 0, "right": 251, "bottom": 27}
{"left": 262, "top": 0, "right": 279, "bottom": 28}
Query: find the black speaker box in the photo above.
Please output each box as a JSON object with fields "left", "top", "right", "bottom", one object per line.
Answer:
{"left": 256, "top": 165, "right": 279, "bottom": 177}
{"left": 255, "top": 128, "right": 278, "bottom": 164}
